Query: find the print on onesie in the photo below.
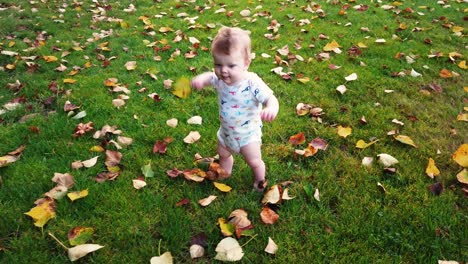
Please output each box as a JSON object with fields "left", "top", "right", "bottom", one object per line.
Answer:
{"left": 211, "top": 72, "right": 273, "bottom": 153}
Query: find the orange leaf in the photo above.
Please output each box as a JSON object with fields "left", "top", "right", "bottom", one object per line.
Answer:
{"left": 439, "top": 69, "right": 452, "bottom": 78}
{"left": 260, "top": 206, "right": 279, "bottom": 224}
{"left": 289, "top": 132, "right": 306, "bottom": 145}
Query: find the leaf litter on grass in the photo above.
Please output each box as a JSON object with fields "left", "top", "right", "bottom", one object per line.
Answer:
{"left": 1, "top": 0, "right": 467, "bottom": 262}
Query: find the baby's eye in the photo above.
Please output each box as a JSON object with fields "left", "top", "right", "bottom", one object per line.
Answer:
{"left": 229, "top": 64, "right": 236, "bottom": 68}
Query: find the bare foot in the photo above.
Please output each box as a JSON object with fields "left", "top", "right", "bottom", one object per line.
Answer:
{"left": 253, "top": 180, "right": 267, "bottom": 192}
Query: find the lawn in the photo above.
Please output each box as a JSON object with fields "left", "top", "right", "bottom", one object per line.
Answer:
{"left": 0, "top": 0, "right": 466, "bottom": 263}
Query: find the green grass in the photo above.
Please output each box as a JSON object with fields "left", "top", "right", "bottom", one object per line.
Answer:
{"left": 0, "top": 0, "right": 467, "bottom": 263}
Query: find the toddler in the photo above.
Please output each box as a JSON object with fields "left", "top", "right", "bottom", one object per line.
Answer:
{"left": 191, "top": 27, "right": 279, "bottom": 191}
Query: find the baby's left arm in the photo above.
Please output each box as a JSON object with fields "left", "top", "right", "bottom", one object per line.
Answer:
{"left": 261, "top": 95, "right": 279, "bottom": 122}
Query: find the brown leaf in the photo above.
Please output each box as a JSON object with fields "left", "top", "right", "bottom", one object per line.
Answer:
{"left": 428, "top": 182, "right": 443, "bottom": 196}
{"left": 260, "top": 206, "right": 279, "bottom": 225}
{"left": 289, "top": 132, "right": 306, "bottom": 145}
{"left": 105, "top": 150, "right": 122, "bottom": 167}
{"left": 167, "top": 168, "right": 183, "bottom": 178}
{"left": 176, "top": 198, "right": 190, "bottom": 207}
{"left": 73, "top": 122, "right": 94, "bottom": 137}
{"left": 52, "top": 172, "right": 75, "bottom": 188}
{"left": 153, "top": 140, "right": 167, "bottom": 154}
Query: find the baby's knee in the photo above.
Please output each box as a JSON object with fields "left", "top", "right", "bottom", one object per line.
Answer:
{"left": 246, "top": 157, "right": 264, "bottom": 169}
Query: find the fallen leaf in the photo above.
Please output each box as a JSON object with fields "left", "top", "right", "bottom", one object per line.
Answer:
{"left": 67, "top": 189, "right": 89, "bottom": 201}
{"left": 176, "top": 198, "right": 190, "bottom": 207}
{"left": 183, "top": 169, "right": 205, "bottom": 182}
{"left": 184, "top": 131, "right": 201, "bottom": 144}
{"left": 44, "top": 186, "right": 68, "bottom": 200}
{"left": 323, "top": 40, "right": 341, "bottom": 52}
{"left": 377, "top": 153, "right": 399, "bottom": 167}
{"left": 187, "top": 116, "right": 202, "bottom": 125}
{"left": 142, "top": 163, "right": 154, "bottom": 178}
{"left": 132, "top": 178, "right": 147, "bottom": 189}
{"left": 218, "top": 218, "right": 236, "bottom": 237}
{"left": 452, "top": 144, "right": 468, "bottom": 167}
{"left": 289, "top": 132, "right": 306, "bottom": 145}
{"left": 81, "top": 156, "right": 99, "bottom": 168}
{"left": 68, "top": 227, "right": 95, "bottom": 246}
{"left": 166, "top": 118, "right": 178, "bottom": 128}
{"left": 172, "top": 77, "right": 191, "bottom": 98}
{"left": 260, "top": 206, "right": 279, "bottom": 224}
{"left": 68, "top": 244, "right": 104, "bottom": 262}
{"left": 362, "top": 157, "right": 374, "bottom": 166}
{"left": 439, "top": 69, "right": 452, "bottom": 78}
{"left": 49, "top": 233, "right": 104, "bottom": 262}
{"left": 314, "top": 188, "right": 320, "bottom": 201}
{"left": 153, "top": 140, "right": 167, "bottom": 154}
{"left": 426, "top": 158, "right": 440, "bottom": 178}
{"left": 262, "top": 185, "right": 282, "bottom": 204}
{"left": 429, "top": 182, "right": 443, "bottom": 196}
{"left": 456, "top": 169, "right": 467, "bottom": 184}
{"left": 125, "top": 61, "right": 137, "bottom": 70}
{"left": 52, "top": 172, "right": 75, "bottom": 188}
{"left": 337, "top": 125, "right": 352, "bottom": 138}
{"left": 336, "top": 85, "right": 347, "bottom": 94}
{"left": 214, "top": 237, "right": 244, "bottom": 262}
{"left": 394, "top": 135, "right": 417, "bottom": 148}
{"left": 198, "top": 195, "right": 217, "bottom": 207}
{"left": 344, "top": 73, "right": 358, "bottom": 81}
{"left": 214, "top": 182, "right": 232, "bottom": 192}
{"left": 25, "top": 198, "right": 56, "bottom": 227}
{"left": 264, "top": 237, "right": 278, "bottom": 254}
{"left": 190, "top": 244, "right": 204, "bottom": 259}
{"left": 356, "top": 139, "right": 378, "bottom": 149}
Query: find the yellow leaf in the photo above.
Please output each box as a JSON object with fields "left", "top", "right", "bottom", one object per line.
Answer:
{"left": 172, "top": 77, "right": 191, "bottom": 99}
{"left": 90, "top": 145, "right": 105, "bottom": 152}
{"left": 357, "top": 42, "right": 368, "bottom": 48}
{"left": 43, "top": 55, "right": 58, "bottom": 62}
{"left": 337, "top": 125, "right": 352, "bottom": 138}
{"left": 6, "top": 64, "right": 15, "bottom": 70}
{"left": 452, "top": 144, "right": 468, "bottom": 167}
{"left": 323, "top": 40, "right": 341, "bottom": 52}
{"left": 125, "top": 61, "right": 137, "bottom": 71}
{"left": 214, "top": 182, "right": 232, "bottom": 192}
{"left": 452, "top": 26, "right": 464, "bottom": 33}
{"left": 394, "top": 135, "right": 417, "bottom": 148}
{"left": 72, "top": 46, "right": 83, "bottom": 51}
{"left": 457, "top": 113, "right": 468, "bottom": 122}
{"left": 297, "top": 77, "right": 310, "bottom": 84}
{"left": 457, "top": 169, "right": 468, "bottom": 184}
{"left": 355, "top": 139, "right": 378, "bottom": 149}
{"left": 8, "top": 41, "right": 15, "bottom": 47}
{"left": 25, "top": 198, "right": 56, "bottom": 227}
{"left": 159, "top": 26, "right": 173, "bottom": 33}
{"left": 458, "top": 60, "right": 467, "bottom": 70}
{"left": 425, "top": 158, "right": 440, "bottom": 178}
{"left": 84, "top": 61, "right": 92, "bottom": 68}
{"left": 67, "top": 189, "right": 89, "bottom": 201}
{"left": 68, "top": 70, "right": 79, "bottom": 76}
{"left": 218, "top": 218, "right": 235, "bottom": 236}
{"left": 64, "top": 78, "right": 77, "bottom": 84}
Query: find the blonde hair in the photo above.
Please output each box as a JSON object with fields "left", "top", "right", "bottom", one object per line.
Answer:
{"left": 211, "top": 27, "right": 251, "bottom": 61}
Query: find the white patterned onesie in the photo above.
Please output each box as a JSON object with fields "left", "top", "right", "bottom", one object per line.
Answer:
{"left": 211, "top": 72, "right": 274, "bottom": 153}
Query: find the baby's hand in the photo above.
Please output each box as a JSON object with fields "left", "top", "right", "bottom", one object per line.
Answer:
{"left": 190, "top": 78, "right": 203, "bottom": 90}
{"left": 261, "top": 107, "right": 278, "bottom": 122}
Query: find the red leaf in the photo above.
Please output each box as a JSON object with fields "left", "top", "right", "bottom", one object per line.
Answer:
{"left": 153, "top": 140, "right": 167, "bottom": 154}
{"left": 176, "top": 198, "right": 190, "bottom": 207}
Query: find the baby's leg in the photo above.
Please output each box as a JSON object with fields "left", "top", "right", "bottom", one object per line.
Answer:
{"left": 240, "top": 142, "right": 266, "bottom": 191}
{"left": 217, "top": 141, "right": 233, "bottom": 176}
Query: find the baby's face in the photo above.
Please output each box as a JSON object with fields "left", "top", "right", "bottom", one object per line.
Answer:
{"left": 213, "top": 48, "right": 249, "bottom": 86}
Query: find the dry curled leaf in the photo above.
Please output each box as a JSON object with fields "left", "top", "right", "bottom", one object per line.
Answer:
{"left": 426, "top": 158, "right": 440, "bottom": 178}
{"left": 260, "top": 206, "right": 279, "bottom": 224}
{"left": 214, "top": 237, "right": 244, "bottom": 262}
{"left": 264, "top": 237, "right": 278, "bottom": 254}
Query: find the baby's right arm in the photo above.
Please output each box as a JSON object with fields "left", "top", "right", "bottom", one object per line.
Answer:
{"left": 191, "top": 72, "right": 214, "bottom": 90}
